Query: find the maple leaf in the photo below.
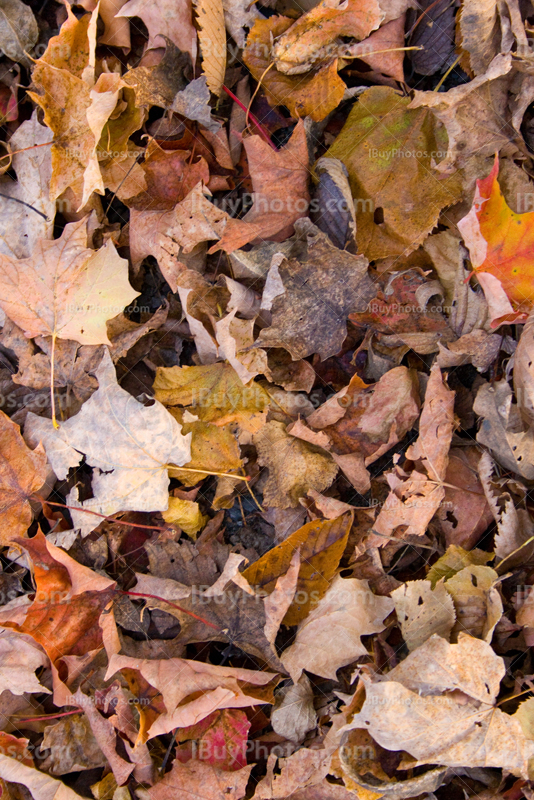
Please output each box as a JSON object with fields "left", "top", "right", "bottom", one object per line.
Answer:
{"left": 0, "top": 531, "right": 115, "bottom": 670}
{"left": 0, "top": 410, "right": 48, "bottom": 545}
{"left": 0, "top": 217, "right": 139, "bottom": 345}
{"left": 148, "top": 758, "right": 252, "bottom": 800}
{"left": 458, "top": 155, "right": 534, "bottom": 317}
{"left": 116, "top": 0, "right": 197, "bottom": 59}
{"left": 25, "top": 349, "right": 191, "bottom": 534}
{"left": 175, "top": 708, "right": 250, "bottom": 770}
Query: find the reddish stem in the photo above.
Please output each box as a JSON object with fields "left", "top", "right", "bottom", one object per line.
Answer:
{"left": 16, "top": 709, "right": 82, "bottom": 723}
{"left": 222, "top": 85, "right": 277, "bottom": 150}
{"left": 35, "top": 497, "right": 172, "bottom": 532}
{"left": 121, "top": 590, "right": 220, "bottom": 630}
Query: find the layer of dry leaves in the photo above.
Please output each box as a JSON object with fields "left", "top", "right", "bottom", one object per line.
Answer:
{"left": 2, "top": 0, "right": 534, "bottom": 799}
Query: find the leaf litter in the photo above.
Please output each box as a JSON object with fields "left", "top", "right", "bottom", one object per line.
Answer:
{"left": 3, "top": 0, "right": 534, "bottom": 799}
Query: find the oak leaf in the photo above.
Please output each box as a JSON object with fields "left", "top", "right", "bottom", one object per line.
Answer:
{"left": 25, "top": 350, "right": 191, "bottom": 535}
{"left": 0, "top": 217, "right": 139, "bottom": 346}
{"left": 0, "top": 410, "right": 48, "bottom": 545}
{"left": 281, "top": 575, "right": 394, "bottom": 681}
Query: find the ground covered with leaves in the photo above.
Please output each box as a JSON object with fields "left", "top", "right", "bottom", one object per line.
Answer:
{"left": 2, "top": 0, "right": 534, "bottom": 798}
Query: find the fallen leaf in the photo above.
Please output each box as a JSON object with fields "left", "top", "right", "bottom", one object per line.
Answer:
{"left": 346, "top": 634, "right": 534, "bottom": 779}
{"left": 391, "top": 579, "right": 455, "bottom": 651}
{"left": 0, "top": 752, "right": 86, "bottom": 800}
{"left": 116, "top": 0, "right": 197, "bottom": 58}
{"left": 326, "top": 85, "right": 463, "bottom": 259}
{"left": 271, "top": 675, "right": 317, "bottom": 744}
{"left": 244, "top": 18, "right": 345, "bottom": 121}
{"left": 0, "top": 217, "right": 139, "bottom": 345}
{"left": 176, "top": 708, "right": 250, "bottom": 770}
{"left": 0, "top": 632, "right": 49, "bottom": 695}
{"left": 148, "top": 758, "right": 252, "bottom": 800}
{"left": 253, "top": 421, "right": 338, "bottom": 508}
{"left": 163, "top": 496, "right": 208, "bottom": 538}
{"left": 242, "top": 512, "right": 353, "bottom": 625}
{"left": 256, "top": 220, "right": 374, "bottom": 359}
{"left": 41, "top": 715, "right": 107, "bottom": 774}
{"left": 195, "top": 0, "right": 226, "bottom": 96}
{"left": 445, "top": 565, "right": 502, "bottom": 642}
{"left": 0, "top": 0, "right": 37, "bottom": 65}
{"left": 282, "top": 575, "right": 393, "bottom": 681}
{"left": 25, "top": 349, "right": 191, "bottom": 535}
{"left": 0, "top": 410, "right": 48, "bottom": 545}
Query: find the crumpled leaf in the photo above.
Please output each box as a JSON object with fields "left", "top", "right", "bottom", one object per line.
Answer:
{"left": 346, "top": 634, "right": 534, "bottom": 779}
{"left": 445, "top": 565, "right": 502, "bottom": 642}
{"left": 0, "top": 632, "right": 50, "bottom": 695}
{"left": 326, "top": 85, "right": 462, "bottom": 259}
{"left": 171, "top": 76, "right": 222, "bottom": 132}
{"left": 282, "top": 575, "right": 394, "bottom": 681}
{"left": 163, "top": 496, "right": 208, "bottom": 538}
{"left": 244, "top": 17, "right": 346, "bottom": 121}
{"left": 253, "top": 421, "right": 338, "bottom": 508}
{"left": 25, "top": 349, "right": 191, "bottom": 535}
{"left": 257, "top": 220, "right": 374, "bottom": 360}
{"left": 0, "top": 410, "right": 48, "bottom": 545}
{"left": 0, "top": 217, "right": 139, "bottom": 345}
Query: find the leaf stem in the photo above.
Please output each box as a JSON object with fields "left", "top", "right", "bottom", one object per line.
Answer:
{"left": 34, "top": 497, "right": 173, "bottom": 532}
{"left": 222, "top": 85, "right": 277, "bottom": 150}
{"left": 50, "top": 332, "right": 58, "bottom": 429}
{"left": 165, "top": 464, "right": 250, "bottom": 481}
{"left": 121, "top": 590, "right": 220, "bottom": 630}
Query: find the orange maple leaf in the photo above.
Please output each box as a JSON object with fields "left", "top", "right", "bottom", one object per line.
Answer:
{"left": 459, "top": 155, "right": 534, "bottom": 315}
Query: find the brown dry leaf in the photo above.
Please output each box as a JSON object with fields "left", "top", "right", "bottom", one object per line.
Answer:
{"left": 281, "top": 575, "right": 394, "bottom": 681}
{"left": 116, "top": 0, "right": 197, "bottom": 58}
{"left": 0, "top": 754, "right": 86, "bottom": 800}
{"left": 408, "top": 55, "right": 515, "bottom": 172}
{"left": 244, "top": 18, "right": 345, "bottom": 121}
{"left": 126, "top": 141, "right": 210, "bottom": 211}
{"left": 513, "top": 308, "right": 534, "bottom": 427}
{"left": 348, "top": 16, "right": 406, "bottom": 82}
{"left": 256, "top": 220, "right": 373, "bottom": 360}
{"left": 25, "top": 350, "right": 191, "bottom": 535}
{"left": 474, "top": 380, "right": 534, "bottom": 480}
{"left": 41, "top": 715, "right": 107, "bottom": 774}
{"left": 105, "top": 650, "right": 277, "bottom": 738}
{"left": 371, "top": 364, "right": 456, "bottom": 542}
{"left": 272, "top": 0, "right": 383, "bottom": 73}
{"left": 0, "top": 217, "right": 139, "bottom": 345}
{"left": 195, "top": 0, "right": 226, "bottom": 96}
{"left": 253, "top": 421, "right": 338, "bottom": 508}
{"left": 149, "top": 758, "right": 252, "bottom": 800}
{"left": 254, "top": 748, "right": 333, "bottom": 800}
{"left": 445, "top": 565, "right": 503, "bottom": 642}
{"left": 154, "top": 362, "right": 271, "bottom": 433}
{"left": 242, "top": 512, "right": 353, "bottom": 625}
{"left": 0, "top": 410, "right": 48, "bottom": 545}
{"left": 347, "top": 634, "right": 534, "bottom": 778}
{"left": 0, "top": 632, "right": 49, "bottom": 695}
{"left": 271, "top": 675, "right": 317, "bottom": 744}
{"left": 212, "top": 121, "right": 310, "bottom": 252}
{"left": 391, "top": 579, "right": 455, "bottom": 651}
{"left": 166, "top": 416, "right": 242, "bottom": 486}
{"left": 79, "top": 0, "right": 131, "bottom": 48}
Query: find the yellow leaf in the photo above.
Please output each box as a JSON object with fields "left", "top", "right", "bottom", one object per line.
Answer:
{"left": 195, "top": 0, "right": 226, "bottom": 97}
{"left": 163, "top": 497, "right": 208, "bottom": 539}
{"left": 242, "top": 512, "right": 353, "bottom": 625}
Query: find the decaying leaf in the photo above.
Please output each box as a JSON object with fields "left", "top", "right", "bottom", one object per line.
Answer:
{"left": 391, "top": 579, "right": 455, "bottom": 651}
